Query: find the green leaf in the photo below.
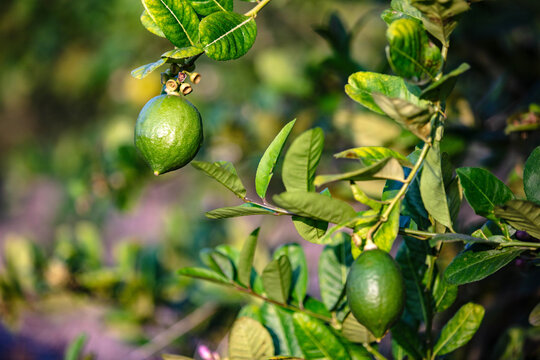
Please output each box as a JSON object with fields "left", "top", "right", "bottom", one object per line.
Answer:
{"left": 334, "top": 146, "right": 412, "bottom": 167}
{"left": 292, "top": 313, "right": 349, "bottom": 360}
{"left": 200, "top": 248, "right": 235, "bottom": 279}
{"left": 456, "top": 167, "right": 515, "bottom": 218}
{"left": 273, "top": 192, "right": 357, "bottom": 225}
{"left": 282, "top": 128, "right": 324, "bottom": 193}
{"left": 256, "top": 119, "right": 296, "bottom": 199}
{"left": 262, "top": 255, "right": 292, "bottom": 304}
{"left": 341, "top": 312, "right": 376, "bottom": 344}
{"left": 292, "top": 216, "right": 328, "bottom": 244}
{"left": 529, "top": 302, "right": 540, "bottom": 326}
{"left": 274, "top": 244, "right": 308, "bottom": 306}
{"left": 142, "top": 0, "right": 200, "bottom": 48}
{"left": 318, "top": 233, "right": 353, "bottom": 311}
{"left": 229, "top": 317, "right": 275, "bottom": 360}
{"left": 386, "top": 18, "right": 442, "bottom": 82}
{"left": 494, "top": 200, "right": 540, "bottom": 239}
{"left": 162, "top": 355, "right": 194, "bottom": 360}
{"left": 524, "top": 146, "right": 540, "bottom": 205}
{"left": 238, "top": 228, "right": 259, "bottom": 288}
{"left": 131, "top": 58, "right": 167, "bottom": 79}
{"left": 432, "top": 274, "right": 458, "bottom": 313}
{"left": 371, "top": 93, "right": 434, "bottom": 141}
{"left": 238, "top": 304, "right": 262, "bottom": 322}
{"left": 206, "top": 203, "right": 274, "bottom": 219}
{"left": 261, "top": 303, "right": 304, "bottom": 357}
{"left": 191, "top": 160, "right": 247, "bottom": 199}
{"left": 188, "top": 0, "right": 233, "bottom": 16}
{"left": 444, "top": 248, "right": 523, "bottom": 285}
{"left": 141, "top": 10, "right": 165, "bottom": 38}
{"left": 200, "top": 12, "right": 257, "bottom": 61}
{"left": 411, "top": 0, "right": 470, "bottom": 46}
{"left": 345, "top": 71, "right": 426, "bottom": 115}
{"left": 64, "top": 333, "right": 88, "bottom": 360}
{"left": 391, "top": 321, "right": 425, "bottom": 360}
{"left": 433, "top": 303, "right": 484, "bottom": 356}
{"left": 315, "top": 157, "right": 406, "bottom": 186}
{"left": 373, "top": 202, "right": 401, "bottom": 252}
{"left": 396, "top": 241, "right": 428, "bottom": 323}
{"left": 421, "top": 63, "right": 470, "bottom": 101}
{"left": 161, "top": 46, "right": 204, "bottom": 60}
{"left": 177, "top": 266, "right": 230, "bottom": 284}
{"left": 420, "top": 140, "right": 453, "bottom": 229}
{"left": 429, "top": 233, "right": 503, "bottom": 247}
{"left": 390, "top": 0, "right": 424, "bottom": 20}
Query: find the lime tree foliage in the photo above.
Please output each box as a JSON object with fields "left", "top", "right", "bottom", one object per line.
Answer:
{"left": 127, "top": 0, "right": 540, "bottom": 359}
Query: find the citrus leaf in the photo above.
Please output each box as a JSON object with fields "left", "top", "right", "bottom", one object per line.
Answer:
{"left": 342, "top": 312, "right": 376, "bottom": 344}
{"left": 238, "top": 228, "right": 259, "bottom": 288}
{"left": 177, "top": 266, "right": 230, "bottom": 284}
{"left": 373, "top": 202, "right": 401, "bottom": 252}
{"left": 386, "top": 18, "right": 442, "bottom": 82}
{"left": 131, "top": 58, "right": 167, "bottom": 79}
{"left": 292, "top": 313, "right": 349, "bottom": 360}
{"left": 261, "top": 303, "right": 305, "bottom": 357}
{"left": 142, "top": 0, "right": 200, "bottom": 48}
{"left": 429, "top": 233, "right": 503, "bottom": 247}
{"left": 273, "top": 192, "right": 357, "bottom": 225}
{"left": 162, "top": 354, "right": 194, "bottom": 360}
{"left": 274, "top": 244, "right": 308, "bottom": 306}
{"left": 371, "top": 93, "right": 433, "bottom": 141}
{"left": 343, "top": 342, "right": 372, "bottom": 360}
{"left": 200, "top": 12, "right": 257, "bottom": 61}
{"left": 432, "top": 274, "right": 458, "bottom": 313}
{"left": 191, "top": 160, "right": 247, "bottom": 199}
{"left": 161, "top": 46, "right": 204, "bottom": 60}
{"left": 444, "top": 248, "right": 523, "bottom": 285}
{"left": 141, "top": 10, "right": 165, "bottom": 37}
{"left": 389, "top": 0, "right": 424, "bottom": 21}
{"left": 529, "top": 302, "right": 540, "bottom": 326}
{"left": 494, "top": 200, "right": 540, "bottom": 239}
{"left": 334, "top": 146, "right": 412, "bottom": 167}
{"left": 229, "top": 317, "right": 275, "bottom": 360}
{"left": 411, "top": 0, "right": 470, "bottom": 46}
{"left": 64, "top": 333, "right": 88, "bottom": 360}
{"left": 315, "top": 157, "right": 406, "bottom": 186}
{"left": 256, "top": 119, "right": 296, "bottom": 199}
{"left": 303, "top": 297, "right": 332, "bottom": 319}
{"left": 456, "top": 167, "right": 514, "bottom": 218}
{"left": 188, "top": 0, "right": 233, "bottom": 16}
{"left": 318, "top": 233, "right": 353, "bottom": 311}
{"left": 396, "top": 241, "right": 428, "bottom": 323}
{"left": 282, "top": 128, "right": 324, "bottom": 193}
{"left": 523, "top": 146, "right": 540, "bottom": 205}
{"left": 420, "top": 140, "right": 453, "bottom": 229}
{"left": 421, "top": 63, "right": 470, "bottom": 100}
{"left": 262, "top": 255, "right": 292, "bottom": 304}
{"left": 206, "top": 203, "right": 274, "bottom": 219}
{"left": 292, "top": 216, "right": 329, "bottom": 244}
{"left": 200, "top": 248, "right": 235, "bottom": 279}
{"left": 433, "top": 303, "right": 484, "bottom": 356}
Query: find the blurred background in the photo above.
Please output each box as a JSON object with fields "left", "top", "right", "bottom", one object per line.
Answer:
{"left": 0, "top": 0, "right": 539, "bottom": 359}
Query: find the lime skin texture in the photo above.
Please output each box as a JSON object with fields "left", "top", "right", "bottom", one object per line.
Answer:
{"left": 346, "top": 249, "right": 405, "bottom": 340}
{"left": 135, "top": 94, "right": 203, "bottom": 175}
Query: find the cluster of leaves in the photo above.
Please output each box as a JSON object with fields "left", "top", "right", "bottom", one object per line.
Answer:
{"left": 163, "top": 0, "right": 540, "bottom": 359}
{"left": 132, "top": 0, "right": 261, "bottom": 79}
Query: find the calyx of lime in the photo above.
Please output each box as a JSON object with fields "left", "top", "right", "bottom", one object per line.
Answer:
{"left": 346, "top": 249, "right": 405, "bottom": 340}
{"left": 135, "top": 94, "right": 203, "bottom": 175}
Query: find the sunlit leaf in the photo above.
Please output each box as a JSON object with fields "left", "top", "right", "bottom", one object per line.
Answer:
{"left": 206, "top": 203, "right": 274, "bottom": 219}
{"left": 238, "top": 228, "right": 259, "bottom": 288}
{"left": 334, "top": 146, "right": 412, "bottom": 167}
{"left": 200, "top": 248, "right": 235, "bottom": 279}
{"left": 261, "top": 303, "right": 304, "bottom": 357}
{"left": 256, "top": 119, "right": 296, "bottom": 199}
{"left": 315, "top": 157, "right": 406, "bottom": 186}
{"left": 188, "top": 0, "right": 233, "bottom": 16}
{"left": 142, "top": 0, "right": 200, "bottom": 48}
{"left": 64, "top": 333, "right": 88, "bottom": 360}
{"left": 421, "top": 63, "right": 470, "bottom": 100}
{"left": 177, "top": 267, "right": 230, "bottom": 284}
{"left": 494, "top": 200, "right": 540, "bottom": 239}
{"left": 373, "top": 202, "right": 401, "bottom": 252}
{"left": 432, "top": 274, "right": 457, "bottom": 313}
{"left": 229, "top": 317, "right": 275, "bottom": 360}
{"left": 341, "top": 312, "right": 376, "bottom": 344}
{"left": 200, "top": 12, "right": 257, "bottom": 61}
{"left": 161, "top": 46, "right": 204, "bottom": 60}
{"left": 131, "top": 58, "right": 167, "bottom": 79}
{"left": 141, "top": 10, "right": 165, "bottom": 38}
{"left": 191, "top": 160, "right": 247, "bottom": 199}
{"left": 529, "top": 302, "right": 540, "bottom": 326}
{"left": 274, "top": 244, "right": 308, "bottom": 306}
{"left": 523, "top": 146, "right": 540, "bottom": 205}
{"left": 292, "top": 313, "right": 349, "bottom": 359}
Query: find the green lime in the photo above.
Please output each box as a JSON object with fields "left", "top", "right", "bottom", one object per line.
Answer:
{"left": 135, "top": 94, "right": 203, "bottom": 175}
{"left": 346, "top": 249, "right": 405, "bottom": 340}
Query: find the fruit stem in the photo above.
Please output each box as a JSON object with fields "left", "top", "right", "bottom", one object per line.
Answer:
{"left": 364, "top": 343, "right": 387, "bottom": 360}
{"left": 244, "top": 0, "right": 273, "bottom": 18}
{"left": 398, "top": 228, "right": 438, "bottom": 240}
